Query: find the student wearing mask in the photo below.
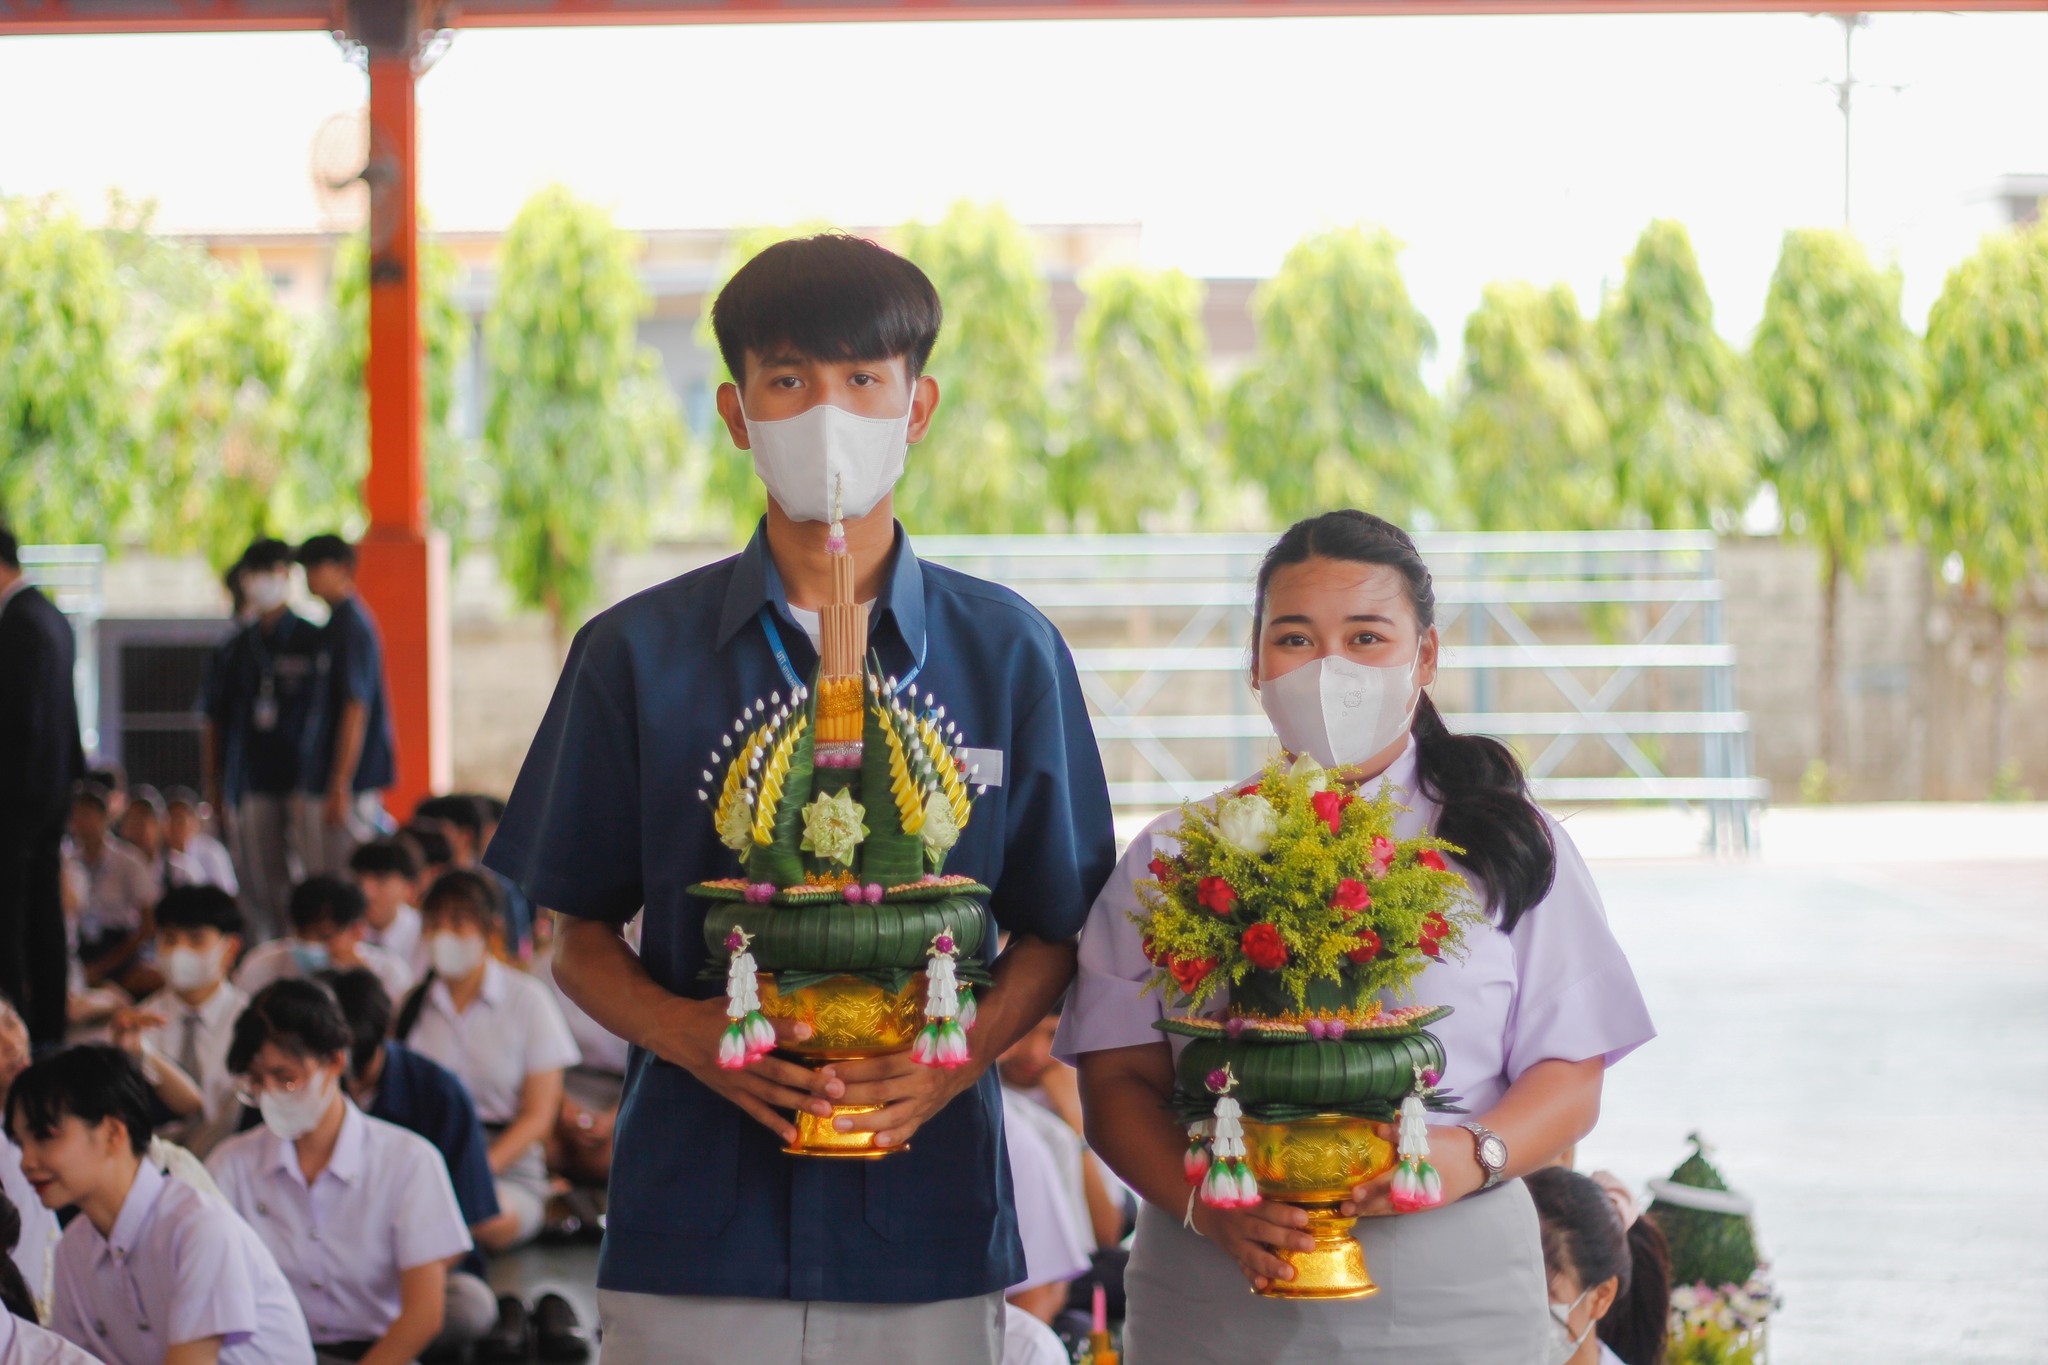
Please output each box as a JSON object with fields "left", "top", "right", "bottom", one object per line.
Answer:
{"left": 1526, "top": 1168, "right": 1671, "bottom": 1365}
{"left": 0, "top": 1187, "right": 104, "bottom": 1365}
{"left": 204, "top": 539, "right": 321, "bottom": 943}
{"left": 111, "top": 791, "right": 165, "bottom": 888}
{"left": 208, "top": 981, "right": 470, "bottom": 1365}
{"left": 159, "top": 790, "right": 237, "bottom": 897}
{"left": 133, "top": 887, "right": 249, "bottom": 1155}
{"left": 345, "top": 842, "right": 422, "bottom": 973}
{"left": 393, "top": 873, "right": 578, "bottom": 1253}
{"left": 235, "top": 877, "right": 412, "bottom": 1006}
{"left": 294, "top": 537, "right": 395, "bottom": 879}
{"left": 61, "top": 789, "right": 159, "bottom": 1000}
{"left": 413, "top": 798, "right": 529, "bottom": 960}
{"left": 9, "top": 1044, "right": 314, "bottom": 1365}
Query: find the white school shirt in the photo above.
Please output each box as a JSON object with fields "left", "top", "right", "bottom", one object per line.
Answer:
{"left": 235, "top": 939, "right": 414, "bottom": 1006}
{"left": 63, "top": 841, "right": 157, "bottom": 940}
{"left": 49, "top": 1161, "right": 314, "bottom": 1365}
{"left": 0, "top": 1310, "right": 106, "bottom": 1365}
{"left": 207, "top": 1102, "right": 472, "bottom": 1345}
{"left": 363, "top": 904, "right": 422, "bottom": 975}
{"left": 402, "top": 959, "right": 580, "bottom": 1125}
{"left": 0, "top": 1140, "right": 61, "bottom": 1322}
{"left": 1001, "top": 1087, "right": 1092, "bottom": 1295}
{"left": 137, "top": 980, "right": 248, "bottom": 1124}
{"left": 165, "top": 834, "right": 238, "bottom": 896}
{"left": 1001, "top": 1309, "right": 1071, "bottom": 1365}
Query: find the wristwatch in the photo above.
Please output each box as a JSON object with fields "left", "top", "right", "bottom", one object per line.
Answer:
{"left": 1461, "top": 1122, "right": 1508, "bottom": 1190}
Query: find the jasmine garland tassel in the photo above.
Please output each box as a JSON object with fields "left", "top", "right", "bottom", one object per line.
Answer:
{"left": 911, "top": 929, "right": 971, "bottom": 1068}
{"left": 717, "top": 927, "right": 776, "bottom": 1070}
{"left": 955, "top": 984, "right": 978, "bottom": 1033}
{"left": 1199, "top": 1066, "right": 1260, "bottom": 1209}
{"left": 1389, "top": 1067, "right": 1445, "bottom": 1212}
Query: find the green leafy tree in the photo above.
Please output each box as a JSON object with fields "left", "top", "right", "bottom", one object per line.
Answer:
{"left": 1448, "top": 281, "right": 1614, "bottom": 531}
{"left": 1225, "top": 227, "right": 1442, "bottom": 527}
{"left": 0, "top": 197, "right": 134, "bottom": 544}
{"left": 1060, "top": 265, "right": 1214, "bottom": 532}
{"left": 294, "top": 233, "right": 480, "bottom": 552}
{"left": 1597, "top": 221, "right": 1772, "bottom": 529}
{"left": 1921, "top": 220, "right": 2048, "bottom": 791}
{"left": 143, "top": 258, "right": 301, "bottom": 568}
{"left": 1752, "top": 228, "right": 1927, "bottom": 787}
{"left": 484, "top": 186, "right": 685, "bottom": 651}
{"left": 898, "top": 202, "right": 1055, "bottom": 532}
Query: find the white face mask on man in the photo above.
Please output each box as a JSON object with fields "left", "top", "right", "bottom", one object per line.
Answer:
{"left": 243, "top": 572, "right": 289, "bottom": 613}
{"left": 739, "top": 390, "right": 914, "bottom": 524}
{"left": 163, "top": 943, "right": 224, "bottom": 994}
{"left": 259, "top": 1070, "right": 335, "bottom": 1143}
{"left": 1257, "top": 645, "right": 1422, "bottom": 771}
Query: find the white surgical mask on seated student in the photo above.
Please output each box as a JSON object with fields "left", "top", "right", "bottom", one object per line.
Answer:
{"left": 428, "top": 931, "right": 487, "bottom": 981}
{"left": 260, "top": 1070, "right": 334, "bottom": 1142}
{"left": 1257, "top": 645, "right": 1421, "bottom": 771}
{"left": 1545, "top": 1286, "right": 1596, "bottom": 1365}
{"left": 164, "top": 943, "right": 224, "bottom": 994}
{"left": 740, "top": 390, "right": 913, "bottom": 524}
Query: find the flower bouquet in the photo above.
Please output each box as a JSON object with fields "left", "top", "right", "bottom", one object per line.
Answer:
{"left": 1652, "top": 1136, "right": 1779, "bottom": 1364}
{"left": 688, "top": 514, "right": 993, "bottom": 1158}
{"left": 1137, "top": 755, "right": 1479, "bottom": 1298}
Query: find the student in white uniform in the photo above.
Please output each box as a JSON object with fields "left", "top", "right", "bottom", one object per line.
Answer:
{"left": 0, "top": 1189, "right": 105, "bottom": 1365}
{"left": 347, "top": 842, "right": 422, "bottom": 974}
{"left": 0, "top": 1008, "right": 59, "bottom": 1327}
{"left": 6, "top": 1044, "right": 314, "bottom": 1365}
{"left": 393, "top": 872, "right": 578, "bottom": 1251}
{"left": 1526, "top": 1167, "right": 1671, "bottom": 1365}
{"left": 133, "top": 887, "right": 248, "bottom": 1156}
{"left": 208, "top": 980, "right": 472, "bottom": 1365}
{"left": 236, "top": 876, "right": 412, "bottom": 1007}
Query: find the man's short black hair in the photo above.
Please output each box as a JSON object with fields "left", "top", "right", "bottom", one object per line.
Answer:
{"left": 71, "top": 784, "right": 109, "bottom": 816}
{"left": 414, "top": 794, "right": 484, "bottom": 840}
{"left": 6, "top": 1045, "right": 154, "bottom": 1155}
{"left": 241, "top": 538, "right": 294, "bottom": 575}
{"left": 296, "top": 534, "right": 356, "bottom": 571}
{"left": 125, "top": 784, "right": 165, "bottom": 823}
{"left": 471, "top": 793, "right": 506, "bottom": 823}
{"left": 400, "top": 824, "right": 454, "bottom": 870}
{"left": 288, "top": 874, "right": 366, "bottom": 933}
{"left": 0, "top": 524, "right": 18, "bottom": 571}
{"left": 156, "top": 884, "right": 244, "bottom": 938}
{"left": 349, "top": 837, "right": 421, "bottom": 881}
{"left": 161, "top": 786, "right": 202, "bottom": 812}
{"left": 84, "top": 763, "right": 124, "bottom": 796}
{"left": 315, "top": 968, "right": 392, "bottom": 1077}
{"left": 228, "top": 978, "right": 353, "bottom": 1075}
{"left": 711, "top": 234, "right": 942, "bottom": 387}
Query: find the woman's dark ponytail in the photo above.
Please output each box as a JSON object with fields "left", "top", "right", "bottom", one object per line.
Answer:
{"left": 1527, "top": 1166, "right": 1671, "bottom": 1365}
{"left": 0, "top": 1188, "right": 41, "bottom": 1322}
{"left": 1254, "top": 510, "right": 1556, "bottom": 931}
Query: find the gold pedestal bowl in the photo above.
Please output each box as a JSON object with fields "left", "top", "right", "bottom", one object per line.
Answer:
{"left": 756, "top": 972, "right": 926, "bottom": 1159}
{"left": 1241, "top": 1114, "right": 1395, "bottom": 1300}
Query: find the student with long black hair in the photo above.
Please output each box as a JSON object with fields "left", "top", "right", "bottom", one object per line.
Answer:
{"left": 1059, "top": 510, "right": 1657, "bottom": 1363}
{"left": 1526, "top": 1166, "right": 1671, "bottom": 1365}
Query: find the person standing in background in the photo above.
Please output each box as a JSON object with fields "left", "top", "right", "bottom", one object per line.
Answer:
{"left": 296, "top": 536, "right": 395, "bottom": 878}
{"left": 205, "top": 539, "right": 321, "bottom": 943}
{"left": 0, "top": 524, "right": 85, "bottom": 1050}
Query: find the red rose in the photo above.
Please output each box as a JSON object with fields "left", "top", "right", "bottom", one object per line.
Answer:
{"left": 1169, "top": 955, "right": 1217, "bottom": 995}
{"left": 1236, "top": 782, "right": 1262, "bottom": 797}
{"left": 1196, "top": 876, "right": 1239, "bottom": 916}
{"left": 1369, "top": 835, "right": 1398, "bottom": 876}
{"left": 1417, "top": 911, "right": 1451, "bottom": 958}
{"left": 1310, "top": 789, "right": 1354, "bottom": 835}
{"left": 1328, "top": 878, "right": 1372, "bottom": 916}
{"left": 1418, "top": 849, "right": 1448, "bottom": 872}
{"left": 1148, "top": 856, "right": 1175, "bottom": 881}
{"left": 1241, "top": 922, "right": 1289, "bottom": 970}
{"left": 1347, "top": 929, "right": 1382, "bottom": 964}
{"left": 1140, "top": 933, "right": 1161, "bottom": 965}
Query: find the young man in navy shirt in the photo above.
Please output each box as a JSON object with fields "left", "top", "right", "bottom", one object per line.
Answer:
{"left": 297, "top": 534, "right": 397, "bottom": 878}
{"left": 484, "top": 234, "right": 1116, "bottom": 1364}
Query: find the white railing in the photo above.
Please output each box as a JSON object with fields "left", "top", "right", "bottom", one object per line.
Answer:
{"left": 21, "top": 545, "right": 106, "bottom": 756}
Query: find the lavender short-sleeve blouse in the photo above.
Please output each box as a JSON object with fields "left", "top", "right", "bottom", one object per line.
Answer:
{"left": 1054, "top": 740, "right": 1655, "bottom": 1116}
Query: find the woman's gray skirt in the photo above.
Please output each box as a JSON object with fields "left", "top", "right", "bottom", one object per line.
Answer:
{"left": 1123, "top": 1180, "right": 1552, "bottom": 1364}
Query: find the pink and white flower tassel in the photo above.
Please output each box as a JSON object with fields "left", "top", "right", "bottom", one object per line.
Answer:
{"left": 717, "top": 927, "right": 776, "bottom": 1070}
{"left": 911, "top": 929, "right": 972, "bottom": 1068}
{"left": 1388, "top": 1083, "right": 1444, "bottom": 1212}
{"left": 1199, "top": 1067, "right": 1260, "bottom": 1209}
{"left": 955, "top": 985, "right": 978, "bottom": 1033}
{"left": 1184, "top": 1120, "right": 1213, "bottom": 1186}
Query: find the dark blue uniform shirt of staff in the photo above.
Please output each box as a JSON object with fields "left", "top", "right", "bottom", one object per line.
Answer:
{"left": 484, "top": 521, "right": 1116, "bottom": 1303}
{"left": 302, "top": 594, "right": 396, "bottom": 795}
{"left": 206, "top": 610, "right": 323, "bottom": 806}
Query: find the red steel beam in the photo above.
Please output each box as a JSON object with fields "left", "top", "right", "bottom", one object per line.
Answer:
{"left": 3, "top": 0, "right": 2045, "bottom": 35}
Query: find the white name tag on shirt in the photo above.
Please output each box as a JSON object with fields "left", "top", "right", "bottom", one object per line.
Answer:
{"left": 957, "top": 747, "right": 1005, "bottom": 788}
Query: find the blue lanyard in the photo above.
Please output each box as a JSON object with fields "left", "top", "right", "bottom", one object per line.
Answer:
{"left": 758, "top": 606, "right": 925, "bottom": 700}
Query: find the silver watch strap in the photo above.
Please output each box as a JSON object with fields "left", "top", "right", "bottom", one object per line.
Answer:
{"left": 1461, "top": 1122, "right": 1506, "bottom": 1190}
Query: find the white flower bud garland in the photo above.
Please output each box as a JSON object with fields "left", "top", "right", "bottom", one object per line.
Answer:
{"left": 911, "top": 929, "right": 971, "bottom": 1068}
{"left": 1389, "top": 1066, "right": 1445, "bottom": 1212}
{"left": 717, "top": 927, "right": 776, "bottom": 1070}
{"left": 1199, "top": 1066, "right": 1260, "bottom": 1209}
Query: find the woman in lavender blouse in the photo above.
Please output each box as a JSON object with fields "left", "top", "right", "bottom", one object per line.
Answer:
{"left": 1054, "top": 512, "right": 1656, "bottom": 1365}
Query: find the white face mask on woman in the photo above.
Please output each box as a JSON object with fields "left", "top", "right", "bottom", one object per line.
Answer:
{"left": 1545, "top": 1286, "right": 1595, "bottom": 1365}
{"left": 1257, "top": 645, "right": 1421, "bottom": 770}
{"left": 740, "top": 392, "right": 913, "bottom": 524}
{"left": 428, "top": 931, "right": 487, "bottom": 981}
{"left": 260, "top": 1070, "right": 334, "bottom": 1142}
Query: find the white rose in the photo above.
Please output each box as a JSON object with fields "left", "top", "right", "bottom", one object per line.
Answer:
{"left": 1287, "top": 753, "right": 1329, "bottom": 793}
{"left": 1215, "top": 794, "right": 1279, "bottom": 857}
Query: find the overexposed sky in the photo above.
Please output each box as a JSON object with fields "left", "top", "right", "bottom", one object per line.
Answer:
{"left": 2, "top": 11, "right": 2044, "bottom": 377}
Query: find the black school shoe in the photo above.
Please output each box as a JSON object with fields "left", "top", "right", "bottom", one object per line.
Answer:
{"left": 476, "top": 1293, "right": 533, "bottom": 1365}
{"left": 533, "top": 1292, "right": 593, "bottom": 1363}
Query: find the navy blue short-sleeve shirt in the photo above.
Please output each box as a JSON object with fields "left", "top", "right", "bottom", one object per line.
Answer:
{"left": 303, "top": 594, "right": 396, "bottom": 794}
{"left": 207, "top": 611, "right": 323, "bottom": 802}
{"left": 484, "top": 522, "right": 1116, "bottom": 1303}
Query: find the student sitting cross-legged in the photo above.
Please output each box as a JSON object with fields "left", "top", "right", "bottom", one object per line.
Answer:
{"left": 131, "top": 885, "right": 249, "bottom": 1156}
{"left": 8, "top": 1044, "right": 314, "bottom": 1365}
{"left": 207, "top": 979, "right": 472, "bottom": 1365}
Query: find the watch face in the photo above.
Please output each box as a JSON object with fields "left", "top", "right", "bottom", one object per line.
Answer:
{"left": 1480, "top": 1135, "right": 1508, "bottom": 1170}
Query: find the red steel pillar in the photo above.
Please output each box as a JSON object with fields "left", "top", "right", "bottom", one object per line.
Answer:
{"left": 354, "top": 0, "right": 450, "bottom": 819}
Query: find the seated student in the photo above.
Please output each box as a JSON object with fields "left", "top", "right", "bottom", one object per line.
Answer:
{"left": 0, "top": 1188, "right": 105, "bottom": 1365}
{"left": 1526, "top": 1166, "right": 1672, "bottom": 1365}
{"left": 0, "top": 1005, "right": 61, "bottom": 1326}
{"left": 208, "top": 981, "right": 472, "bottom": 1365}
{"left": 235, "top": 877, "right": 412, "bottom": 1006}
{"left": 61, "top": 788, "right": 161, "bottom": 999}
{"left": 160, "top": 790, "right": 238, "bottom": 897}
{"left": 8, "top": 1044, "right": 314, "bottom": 1365}
{"left": 414, "top": 798, "right": 529, "bottom": 961}
{"left": 1001, "top": 1003, "right": 1130, "bottom": 1254}
{"left": 395, "top": 827, "right": 452, "bottom": 912}
{"left": 1002, "top": 1089, "right": 1092, "bottom": 1329}
{"left": 393, "top": 873, "right": 577, "bottom": 1253}
{"left": 313, "top": 970, "right": 502, "bottom": 1355}
{"left": 131, "top": 885, "right": 248, "bottom": 1155}
{"left": 113, "top": 789, "right": 166, "bottom": 888}
{"left": 346, "top": 841, "right": 422, "bottom": 974}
